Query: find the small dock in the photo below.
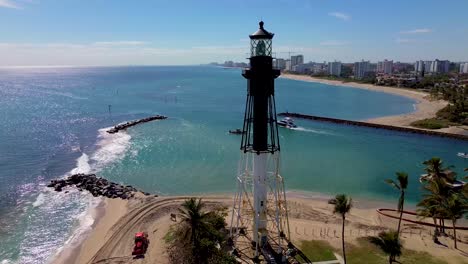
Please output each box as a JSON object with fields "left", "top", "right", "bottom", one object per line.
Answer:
{"left": 278, "top": 112, "right": 468, "bottom": 141}
{"left": 107, "top": 115, "right": 167, "bottom": 134}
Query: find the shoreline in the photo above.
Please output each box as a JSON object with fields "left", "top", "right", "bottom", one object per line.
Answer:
{"left": 57, "top": 192, "right": 468, "bottom": 264}
{"left": 280, "top": 73, "right": 468, "bottom": 136}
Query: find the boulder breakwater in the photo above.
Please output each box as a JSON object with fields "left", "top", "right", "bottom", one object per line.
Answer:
{"left": 278, "top": 112, "right": 468, "bottom": 141}
{"left": 107, "top": 115, "right": 167, "bottom": 134}
{"left": 47, "top": 173, "right": 152, "bottom": 199}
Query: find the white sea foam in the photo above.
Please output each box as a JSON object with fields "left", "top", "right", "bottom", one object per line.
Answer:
{"left": 90, "top": 127, "right": 131, "bottom": 171}
{"left": 23, "top": 127, "right": 132, "bottom": 264}
{"left": 70, "top": 153, "right": 91, "bottom": 174}
{"left": 32, "top": 193, "right": 45, "bottom": 208}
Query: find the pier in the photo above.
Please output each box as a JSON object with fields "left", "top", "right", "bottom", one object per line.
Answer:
{"left": 107, "top": 115, "right": 167, "bottom": 134}
{"left": 278, "top": 112, "right": 468, "bottom": 141}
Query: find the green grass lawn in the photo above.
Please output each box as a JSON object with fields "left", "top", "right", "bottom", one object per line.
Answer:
{"left": 299, "top": 240, "right": 337, "bottom": 262}
{"left": 299, "top": 238, "right": 453, "bottom": 264}
{"left": 410, "top": 118, "right": 451, "bottom": 129}
{"left": 347, "top": 237, "right": 450, "bottom": 264}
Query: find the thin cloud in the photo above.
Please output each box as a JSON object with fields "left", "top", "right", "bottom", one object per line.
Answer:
{"left": 320, "top": 41, "right": 350, "bottom": 46}
{"left": 400, "top": 28, "right": 432, "bottom": 34}
{"left": 92, "top": 41, "right": 148, "bottom": 46}
{"left": 0, "top": 0, "right": 20, "bottom": 9}
{"left": 395, "top": 38, "right": 416, "bottom": 44}
{"left": 328, "top": 12, "right": 351, "bottom": 21}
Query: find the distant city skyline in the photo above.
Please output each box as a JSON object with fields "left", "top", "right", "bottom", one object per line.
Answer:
{"left": 1, "top": 0, "right": 468, "bottom": 66}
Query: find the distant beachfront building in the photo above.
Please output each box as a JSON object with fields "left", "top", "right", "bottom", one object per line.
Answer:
{"left": 274, "top": 58, "right": 286, "bottom": 70}
{"left": 285, "top": 60, "right": 292, "bottom": 71}
{"left": 424, "top": 61, "right": 433, "bottom": 73}
{"left": 460, "top": 62, "right": 468, "bottom": 74}
{"left": 415, "top": 60, "right": 425, "bottom": 73}
{"left": 291, "top": 55, "right": 304, "bottom": 68}
{"left": 377, "top": 60, "right": 393, "bottom": 74}
{"left": 431, "top": 59, "right": 450, "bottom": 73}
{"left": 311, "top": 63, "right": 326, "bottom": 74}
{"left": 328, "top": 61, "right": 342, "bottom": 76}
{"left": 354, "top": 60, "right": 370, "bottom": 79}
{"left": 421, "top": 59, "right": 450, "bottom": 74}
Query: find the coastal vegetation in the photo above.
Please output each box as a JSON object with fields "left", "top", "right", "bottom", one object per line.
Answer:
{"left": 166, "top": 198, "right": 235, "bottom": 264}
{"left": 385, "top": 172, "right": 409, "bottom": 237}
{"left": 369, "top": 231, "right": 402, "bottom": 264}
{"left": 329, "top": 194, "right": 353, "bottom": 264}
{"left": 412, "top": 80, "right": 467, "bottom": 129}
{"left": 417, "top": 157, "right": 467, "bottom": 248}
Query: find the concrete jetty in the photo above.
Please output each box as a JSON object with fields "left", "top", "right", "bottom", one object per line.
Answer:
{"left": 107, "top": 115, "right": 167, "bottom": 134}
{"left": 278, "top": 112, "right": 468, "bottom": 141}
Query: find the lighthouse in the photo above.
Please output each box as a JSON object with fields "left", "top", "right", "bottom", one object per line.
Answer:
{"left": 230, "top": 21, "right": 290, "bottom": 262}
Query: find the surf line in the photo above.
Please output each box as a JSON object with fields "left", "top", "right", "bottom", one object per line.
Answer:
{"left": 107, "top": 115, "right": 168, "bottom": 134}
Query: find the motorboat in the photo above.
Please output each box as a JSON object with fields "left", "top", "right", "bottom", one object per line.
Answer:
{"left": 277, "top": 117, "right": 297, "bottom": 128}
{"left": 457, "top": 152, "right": 468, "bottom": 158}
{"left": 229, "top": 128, "right": 244, "bottom": 135}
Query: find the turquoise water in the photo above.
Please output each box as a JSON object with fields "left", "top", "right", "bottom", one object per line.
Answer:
{"left": 0, "top": 66, "right": 466, "bottom": 263}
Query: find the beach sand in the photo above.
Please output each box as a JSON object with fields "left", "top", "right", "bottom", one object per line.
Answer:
{"left": 57, "top": 194, "right": 468, "bottom": 264}
{"left": 281, "top": 74, "right": 468, "bottom": 136}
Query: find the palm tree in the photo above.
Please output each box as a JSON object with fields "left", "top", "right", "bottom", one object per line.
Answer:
{"left": 385, "top": 172, "right": 409, "bottom": 236}
{"left": 439, "top": 193, "right": 467, "bottom": 249}
{"left": 370, "top": 230, "right": 402, "bottom": 264}
{"left": 417, "top": 177, "right": 450, "bottom": 237}
{"left": 329, "top": 194, "right": 352, "bottom": 264}
{"left": 178, "top": 197, "right": 210, "bottom": 262}
{"left": 423, "top": 157, "right": 444, "bottom": 177}
{"left": 422, "top": 157, "right": 455, "bottom": 183}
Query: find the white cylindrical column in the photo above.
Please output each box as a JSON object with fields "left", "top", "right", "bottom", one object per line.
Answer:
{"left": 253, "top": 152, "right": 268, "bottom": 246}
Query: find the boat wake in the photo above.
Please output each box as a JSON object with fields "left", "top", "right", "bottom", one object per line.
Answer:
{"left": 291, "top": 126, "right": 334, "bottom": 135}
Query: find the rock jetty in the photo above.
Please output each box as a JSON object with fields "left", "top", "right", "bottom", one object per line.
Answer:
{"left": 107, "top": 115, "right": 168, "bottom": 134}
{"left": 47, "top": 173, "right": 152, "bottom": 199}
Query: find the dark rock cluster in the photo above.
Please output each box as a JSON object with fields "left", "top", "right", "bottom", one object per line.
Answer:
{"left": 107, "top": 115, "right": 168, "bottom": 134}
{"left": 47, "top": 173, "right": 152, "bottom": 199}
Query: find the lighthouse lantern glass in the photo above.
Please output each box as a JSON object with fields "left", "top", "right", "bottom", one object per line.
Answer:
{"left": 250, "top": 39, "right": 272, "bottom": 57}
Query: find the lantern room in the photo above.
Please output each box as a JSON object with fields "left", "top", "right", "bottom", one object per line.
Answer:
{"left": 249, "top": 21, "right": 274, "bottom": 57}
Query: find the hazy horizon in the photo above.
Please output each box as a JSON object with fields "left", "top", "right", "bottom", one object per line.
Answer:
{"left": 1, "top": 0, "right": 468, "bottom": 66}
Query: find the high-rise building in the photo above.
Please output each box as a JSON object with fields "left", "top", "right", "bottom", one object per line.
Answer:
{"left": 274, "top": 58, "right": 286, "bottom": 70}
{"left": 424, "top": 61, "right": 433, "bottom": 73}
{"left": 285, "top": 60, "right": 291, "bottom": 71}
{"left": 377, "top": 60, "right": 393, "bottom": 74}
{"left": 290, "top": 55, "right": 304, "bottom": 67}
{"left": 460, "top": 62, "right": 468, "bottom": 74}
{"left": 328, "top": 61, "right": 342, "bottom": 76}
{"left": 354, "top": 60, "right": 370, "bottom": 79}
{"left": 431, "top": 59, "right": 450, "bottom": 73}
{"left": 415, "top": 60, "right": 425, "bottom": 72}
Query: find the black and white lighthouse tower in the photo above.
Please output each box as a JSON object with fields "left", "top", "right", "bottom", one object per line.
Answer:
{"left": 230, "top": 21, "right": 290, "bottom": 262}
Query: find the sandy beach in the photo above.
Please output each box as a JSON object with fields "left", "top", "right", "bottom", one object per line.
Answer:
{"left": 53, "top": 193, "right": 468, "bottom": 264}
{"left": 281, "top": 74, "right": 468, "bottom": 136}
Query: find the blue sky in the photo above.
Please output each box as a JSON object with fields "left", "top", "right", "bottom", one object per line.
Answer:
{"left": 0, "top": 0, "right": 467, "bottom": 66}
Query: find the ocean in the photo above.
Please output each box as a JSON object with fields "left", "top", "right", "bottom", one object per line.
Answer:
{"left": 0, "top": 66, "right": 466, "bottom": 263}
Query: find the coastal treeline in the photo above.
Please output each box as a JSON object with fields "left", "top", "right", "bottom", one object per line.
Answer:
{"left": 412, "top": 84, "right": 468, "bottom": 129}
{"left": 329, "top": 157, "right": 466, "bottom": 264}
{"left": 166, "top": 198, "right": 236, "bottom": 264}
